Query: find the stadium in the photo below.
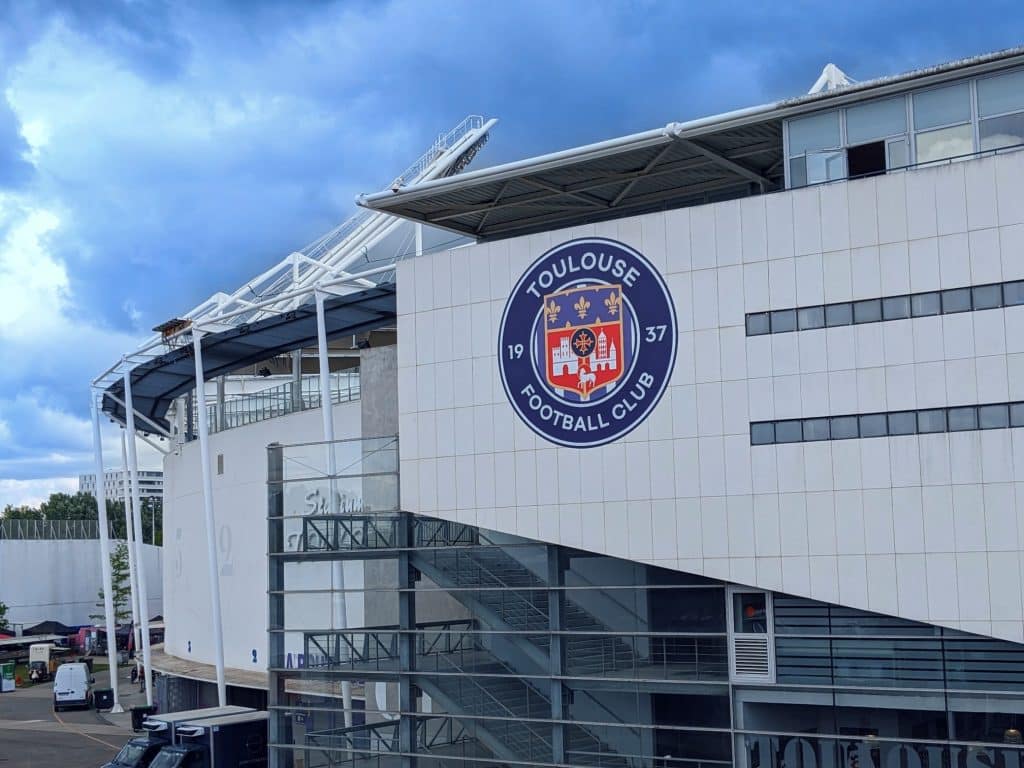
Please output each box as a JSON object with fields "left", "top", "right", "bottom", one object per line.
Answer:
{"left": 89, "top": 45, "right": 1024, "bottom": 767}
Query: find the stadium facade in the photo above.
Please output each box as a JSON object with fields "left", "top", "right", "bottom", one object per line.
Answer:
{"left": 93, "top": 47, "right": 1024, "bottom": 767}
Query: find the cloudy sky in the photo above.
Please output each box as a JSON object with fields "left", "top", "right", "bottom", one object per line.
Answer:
{"left": 0, "top": 0, "right": 1021, "bottom": 507}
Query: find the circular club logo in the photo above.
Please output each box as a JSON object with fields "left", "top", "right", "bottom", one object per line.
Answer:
{"left": 498, "top": 238, "right": 677, "bottom": 448}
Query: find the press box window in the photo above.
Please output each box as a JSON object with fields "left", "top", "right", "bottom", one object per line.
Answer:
{"left": 979, "top": 404, "right": 1010, "bottom": 429}
{"left": 830, "top": 415, "right": 859, "bottom": 440}
{"left": 770, "top": 309, "right": 797, "bottom": 333}
{"left": 949, "top": 407, "right": 978, "bottom": 432}
{"left": 942, "top": 288, "right": 972, "bottom": 313}
{"left": 798, "top": 306, "right": 825, "bottom": 330}
{"left": 746, "top": 312, "right": 770, "bottom": 336}
{"left": 750, "top": 423, "right": 775, "bottom": 445}
{"left": 888, "top": 411, "right": 917, "bottom": 435}
{"left": 826, "top": 303, "right": 853, "bottom": 327}
{"left": 973, "top": 284, "right": 1002, "bottom": 310}
{"left": 883, "top": 295, "right": 911, "bottom": 320}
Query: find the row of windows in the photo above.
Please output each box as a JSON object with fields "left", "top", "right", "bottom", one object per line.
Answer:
{"left": 745, "top": 279, "right": 1024, "bottom": 336}
{"left": 786, "top": 67, "right": 1024, "bottom": 187}
{"left": 750, "top": 401, "right": 1024, "bottom": 445}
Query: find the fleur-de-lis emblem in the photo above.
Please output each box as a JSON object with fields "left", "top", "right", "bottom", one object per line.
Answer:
{"left": 604, "top": 290, "right": 621, "bottom": 316}
{"left": 574, "top": 295, "right": 591, "bottom": 319}
{"left": 544, "top": 300, "right": 561, "bottom": 325}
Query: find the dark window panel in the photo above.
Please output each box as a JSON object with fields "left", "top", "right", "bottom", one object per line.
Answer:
{"left": 912, "top": 292, "right": 941, "bottom": 317}
{"left": 860, "top": 413, "right": 888, "bottom": 438}
{"left": 1005, "top": 281, "right": 1024, "bottom": 306}
{"left": 888, "top": 411, "right": 917, "bottom": 435}
{"left": 798, "top": 306, "right": 825, "bottom": 330}
{"left": 750, "top": 422, "right": 775, "bottom": 445}
{"left": 918, "top": 409, "right": 947, "bottom": 433}
{"left": 973, "top": 284, "right": 1003, "bottom": 310}
{"left": 775, "top": 421, "right": 803, "bottom": 443}
{"left": 746, "top": 312, "right": 771, "bottom": 336}
{"left": 854, "top": 298, "right": 883, "bottom": 324}
{"left": 979, "top": 404, "right": 1010, "bottom": 429}
{"left": 942, "top": 287, "right": 972, "bottom": 313}
{"left": 771, "top": 309, "right": 797, "bottom": 333}
{"left": 803, "top": 418, "right": 830, "bottom": 441}
{"left": 826, "top": 302, "right": 853, "bottom": 327}
{"left": 883, "top": 295, "right": 912, "bottom": 320}
{"left": 1012, "top": 403, "right": 1024, "bottom": 427}
{"left": 948, "top": 406, "right": 979, "bottom": 431}
{"left": 830, "top": 415, "right": 859, "bottom": 439}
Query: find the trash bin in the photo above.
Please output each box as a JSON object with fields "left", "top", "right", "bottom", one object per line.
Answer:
{"left": 94, "top": 688, "right": 114, "bottom": 710}
{"left": 130, "top": 705, "right": 158, "bottom": 732}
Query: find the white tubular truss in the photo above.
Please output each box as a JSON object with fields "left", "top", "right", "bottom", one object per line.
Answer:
{"left": 92, "top": 115, "right": 496, "bottom": 398}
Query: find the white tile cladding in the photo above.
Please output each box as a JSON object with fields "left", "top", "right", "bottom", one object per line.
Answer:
{"left": 397, "top": 148, "right": 1024, "bottom": 643}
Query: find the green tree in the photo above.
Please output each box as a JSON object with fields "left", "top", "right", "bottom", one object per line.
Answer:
{"left": 0, "top": 600, "right": 9, "bottom": 632}
{"left": 90, "top": 543, "right": 132, "bottom": 624}
{"left": 2, "top": 504, "right": 42, "bottom": 520}
{"left": 39, "top": 492, "right": 98, "bottom": 520}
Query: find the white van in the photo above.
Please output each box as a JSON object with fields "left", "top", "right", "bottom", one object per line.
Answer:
{"left": 53, "top": 662, "right": 94, "bottom": 711}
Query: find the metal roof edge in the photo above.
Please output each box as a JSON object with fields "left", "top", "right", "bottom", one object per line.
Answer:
{"left": 357, "top": 46, "right": 1024, "bottom": 211}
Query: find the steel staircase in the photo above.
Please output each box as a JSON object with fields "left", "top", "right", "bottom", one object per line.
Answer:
{"left": 410, "top": 545, "right": 640, "bottom": 766}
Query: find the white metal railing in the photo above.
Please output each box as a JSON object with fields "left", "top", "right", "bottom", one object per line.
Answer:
{"left": 188, "top": 370, "right": 360, "bottom": 439}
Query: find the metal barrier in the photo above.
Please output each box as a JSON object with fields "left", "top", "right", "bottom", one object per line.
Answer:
{"left": 0, "top": 518, "right": 109, "bottom": 540}
{"left": 191, "top": 370, "right": 360, "bottom": 439}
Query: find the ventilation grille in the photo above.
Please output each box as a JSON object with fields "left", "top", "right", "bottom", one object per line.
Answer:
{"left": 733, "top": 635, "right": 771, "bottom": 679}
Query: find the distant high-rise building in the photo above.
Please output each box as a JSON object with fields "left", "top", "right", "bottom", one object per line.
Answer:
{"left": 78, "top": 470, "right": 163, "bottom": 502}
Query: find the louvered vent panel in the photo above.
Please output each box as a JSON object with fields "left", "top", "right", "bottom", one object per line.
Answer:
{"left": 733, "top": 636, "right": 770, "bottom": 678}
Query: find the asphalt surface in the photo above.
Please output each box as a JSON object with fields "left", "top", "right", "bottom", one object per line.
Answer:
{"left": 0, "top": 667, "right": 135, "bottom": 768}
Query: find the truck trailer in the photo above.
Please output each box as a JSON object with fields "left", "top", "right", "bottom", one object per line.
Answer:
{"left": 147, "top": 711, "right": 268, "bottom": 768}
{"left": 103, "top": 706, "right": 254, "bottom": 768}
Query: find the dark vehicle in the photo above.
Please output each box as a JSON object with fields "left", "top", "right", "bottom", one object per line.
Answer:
{"left": 148, "top": 711, "right": 267, "bottom": 768}
{"left": 103, "top": 707, "right": 254, "bottom": 768}
{"left": 102, "top": 738, "right": 164, "bottom": 768}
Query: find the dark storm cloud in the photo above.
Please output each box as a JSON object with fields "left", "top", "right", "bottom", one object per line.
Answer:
{"left": 1, "top": 0, "right": 1023, "bottom": 500}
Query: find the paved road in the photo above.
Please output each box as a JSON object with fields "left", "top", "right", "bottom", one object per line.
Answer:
{"left": 0, "top": 669, "right": 134, "bottom": 768}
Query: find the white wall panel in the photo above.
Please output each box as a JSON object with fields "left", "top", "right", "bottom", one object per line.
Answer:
{"left": 399, "top": 150, "right": 1024, "bottom": 642}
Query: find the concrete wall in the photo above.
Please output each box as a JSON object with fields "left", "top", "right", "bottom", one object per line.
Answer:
{"left": 397, "top": 149, "right": 1024, "bottom": 643}
{"left": 1, "top": 539, "right": 163, "bottom": 626}
{"left": 162, "top": 399, "right": 362, "bottom": 672}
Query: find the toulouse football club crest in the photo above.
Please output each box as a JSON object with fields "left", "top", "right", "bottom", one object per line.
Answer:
{"left": 498, "top": 238, "right": 677, "bottom": 448}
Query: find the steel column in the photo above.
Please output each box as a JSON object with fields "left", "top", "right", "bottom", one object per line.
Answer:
{"left": 122, "top": 370, "right": 155, "bottom": 706}
{"left": 315, "top": 290, "right": 353, "bottom": 726}
{"left": 547, "top": 545, "right": 565, "bottom": 764}
{"left": 89, "top": 392, "right": 123, "bottom": 713}
{"left": 120, "top": 431, "right": 143, "bottom": 681}
{"left": 191, "top": 332, "right": 228, "bottom": 707}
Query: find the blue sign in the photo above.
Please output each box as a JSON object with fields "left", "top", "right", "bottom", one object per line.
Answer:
{"left": 498, "top": 238, "right": 677, "bottom": 448}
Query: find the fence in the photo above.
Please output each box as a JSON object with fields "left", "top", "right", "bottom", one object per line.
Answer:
{"left": 0, "top": 517, "right": 160, "bottom": 543}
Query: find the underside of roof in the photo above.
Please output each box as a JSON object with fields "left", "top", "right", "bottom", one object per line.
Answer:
{"left": 359, "top": 46, "right": 1024, "bottom": 242}
{"left": 102, "top": 284, "right": 396, "bottom": 432}
{"left": 361, "top": 120, "right": 784, "bottom": 241}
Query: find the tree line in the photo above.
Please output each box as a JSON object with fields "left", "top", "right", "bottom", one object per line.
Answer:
{"left": 2, "top": 491, "right": 163, "bottom": 545}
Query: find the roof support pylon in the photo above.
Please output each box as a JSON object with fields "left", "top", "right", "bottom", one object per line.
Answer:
{"left": 122, "top": 371, "right": 154, "bottom": 706}
{"left": 190, "top": 332, "right": 228, "bottom": 707}
{"left": 315, "top": 289, "right": 354, "bottom": 727}
{"left": 89, "top": 391, "right": 123, "bottom": 713}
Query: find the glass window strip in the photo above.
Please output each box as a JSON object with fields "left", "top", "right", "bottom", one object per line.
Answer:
{"left": 751, "top": 400, "right": 1024, "bottom": 445}
{"left": 746, "top": 280, "right": 1017, "bottom": 336}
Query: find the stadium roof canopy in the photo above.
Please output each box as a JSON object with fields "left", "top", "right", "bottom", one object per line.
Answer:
{"left": 357, "top": 47, "right": 1024, "bottom": 241}
{"left": 101, "top": 283, "right": 396, "bottom": 432}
